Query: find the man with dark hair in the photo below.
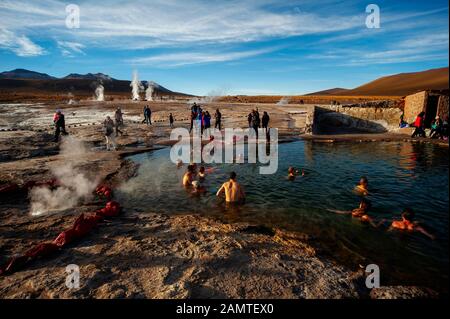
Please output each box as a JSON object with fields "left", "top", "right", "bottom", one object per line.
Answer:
{"left": 216, "top": 171, "right": 245, "bottom": 203}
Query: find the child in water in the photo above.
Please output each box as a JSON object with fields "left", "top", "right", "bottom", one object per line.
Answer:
{"left": 198, "top": 166, "right": 206, "bottom": 180}
{"left": 354, "top": 176, "right": 369, "bottom": 195}
{"left": 191, "top": 180, "right": 207, "bottom": 195}
{"left": 387, "top": 208, "right": 435, "bottom": 239}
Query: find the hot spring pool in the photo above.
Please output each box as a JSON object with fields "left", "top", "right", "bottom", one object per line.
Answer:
{"left": 116, "top": 140, "right": 449, "bottom": 292}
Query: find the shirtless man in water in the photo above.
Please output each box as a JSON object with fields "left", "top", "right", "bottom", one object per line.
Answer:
{"left": 216, "top": 172, "right": 246, "bottom": 203}
{"left": 182, "top": 164, "right": 195, "bottom": 187}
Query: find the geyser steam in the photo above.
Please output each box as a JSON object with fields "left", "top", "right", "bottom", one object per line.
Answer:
{"left": 131, "top": 70, "right": 143, "bottom": 101}
{"left": 95, "top": 84, "right": 105, "bottom": 101}
{"left": 276, "top": 97, "right": 290, "bottom": 105}
{"left": 146, "top": 81, "right": 155, "bottom": 101}
{"left": 29, "top": 136, "right": 98, "bottom": 216}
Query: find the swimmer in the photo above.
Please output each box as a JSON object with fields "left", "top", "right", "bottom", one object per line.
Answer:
{"left": 287, "top": 167, "right": 305, "bottom": 180}
{"left": 328, "top": 199, "right": 377, "bottom": 227}
{"left": 288, "top": 167, "right": 299, "bottom": 180}
{"left": 198, "top": 166, "right": 206, "bottom": 180}
{"left": 354, "top": 176, "right": 369, "bottom": 195}
{"left": 387, "top": 208, "right": 435, "bottom": 240}
{"left": 191, "top": 180, "right": 207, "bottom": 195}
{"left": 216, "top": 171, "right": 246, "bottom": 204}
{"left": 176, "top": 159, "right": 183, "bottom": 168}
{"left": 182, "top": 164, "right": 195, "bottom": 187}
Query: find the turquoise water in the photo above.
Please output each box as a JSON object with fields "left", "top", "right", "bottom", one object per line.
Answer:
{"left": 117, "top": 141, "right": 449, "bottom": 292}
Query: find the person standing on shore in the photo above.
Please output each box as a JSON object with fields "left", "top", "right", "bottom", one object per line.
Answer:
{"left": 255, "top": 107, "right": 261, "bottom": 128}
{"left": 262, "top": 111, "right": 270, "bottom": 133}
{"left": 215, "top": 109, "right": 222, "bottom": 130}
{"left": 145, "top": 106, "right": 152, "bottom": 125}
{"left": 103, "top": 116, "right": 117, "bottom": 151}
{"left": 411, "top": 112, "right": 426, "bottom": 138}
{"left": 216, "top": 171, "right": 246, "bottom": 204}
{"left": 251, "top": 110, "right": 260, "bottom": 139}
{"left": 203, "top": 111, "right": 211, "bottom": 137}
{"left": 53, "top": 109, "right": 68, "bottom": 142}
{"left": 141, "top": 106, "right": 147, "bottom": 124}
{"left": 114, "top": 107, "right": 124, "bottom": 136}
{"left": 169, "top": 113, "right": 174, "bottom": 128}
{"left": 247, "top": 111, "right": 253, "bottom": 128}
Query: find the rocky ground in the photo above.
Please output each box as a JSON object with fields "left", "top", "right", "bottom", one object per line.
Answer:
{"left": 0, "top": 100, "right": 443, "bottom": 298}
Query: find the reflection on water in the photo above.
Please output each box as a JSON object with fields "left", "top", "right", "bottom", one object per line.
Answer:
{"left": 117, "top": 141, "right": 449, "bottom": 292}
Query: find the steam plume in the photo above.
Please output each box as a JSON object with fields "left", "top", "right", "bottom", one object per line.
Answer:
{"left": 95, "top": 84, "right": 105, "bottom": 101}
{"left": 29, "top": 136, "right": 98, "bottom": 216}
{"left": 146, "top": 81, "right": 155, "bottom": 101}
{"left": 131, "top": 70, "right": 143, "bottom": 101}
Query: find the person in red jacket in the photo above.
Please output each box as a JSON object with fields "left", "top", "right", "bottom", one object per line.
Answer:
{"left": 411, "top": 111, "right": 426, "bottom": 138}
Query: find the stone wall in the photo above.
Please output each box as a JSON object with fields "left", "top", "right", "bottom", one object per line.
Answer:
{"left": 404, "top": 91, "right": 427, "bottom": 123}
{"left": 437, "top": 95, "right": 449, "bottom": 120}
{"left": 311, "top": 105, "right": 403, "bottom": 134}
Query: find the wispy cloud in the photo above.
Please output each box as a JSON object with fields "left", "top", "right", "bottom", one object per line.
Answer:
{"left": 128, "top": 48, "right": 277, "bottom": 66}
{"left": 57, "top": 41, "right": 86, "bottom": 57}
{"left": 0, "top": 28, "right": 46, "bottom": 57}
{"left": 0, "top": 0, "right": 363, "bottom": 51}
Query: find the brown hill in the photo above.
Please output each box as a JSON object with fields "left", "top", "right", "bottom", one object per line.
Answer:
{"left": 305, "top": 88, "right": 349, "bottom": 96}
{"left": 339, "top": 67, "right": 449, "bottom": 96}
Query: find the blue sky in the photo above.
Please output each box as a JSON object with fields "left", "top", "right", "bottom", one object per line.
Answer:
{"left": 0, "top": 0, "right": 448, "bottom": 95}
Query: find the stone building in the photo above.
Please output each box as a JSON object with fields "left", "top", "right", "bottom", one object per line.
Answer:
{"left": 404, "top": 90, "right": 449, "bottom": 127}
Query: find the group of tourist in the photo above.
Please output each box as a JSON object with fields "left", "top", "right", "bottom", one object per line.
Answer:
{"left": 181, "top": 163, "right": 246, "bottom": 204}
{"left": 180, "top": 160, "right": 435, "bottom": 240}
{"left": 402, "top": 112, "right": 449, "bottom": 140}
{"left": 188, "top": 102, "right": 222, "bottom": 136}
{"left": 328, "top": 176, "right": 435, "bottom": 239}
{"left": 247, "top": 108, "right": 270, "bottom": 138}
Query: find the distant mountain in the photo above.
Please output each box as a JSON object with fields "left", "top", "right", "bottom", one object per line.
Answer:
{"left": 146, "top": 81, "right": 174, "bottom": 94}
{"left": 63, "top": 73, "right": 115, "bottom": 81}
{"left": 306, "top": 88, "right": 349, "bottom": 96}
{"left": 0, "top": 68, "right": 55, "bottom": 80}
{"left": 0, "top": 69, "right": 193, "bottom": 100}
